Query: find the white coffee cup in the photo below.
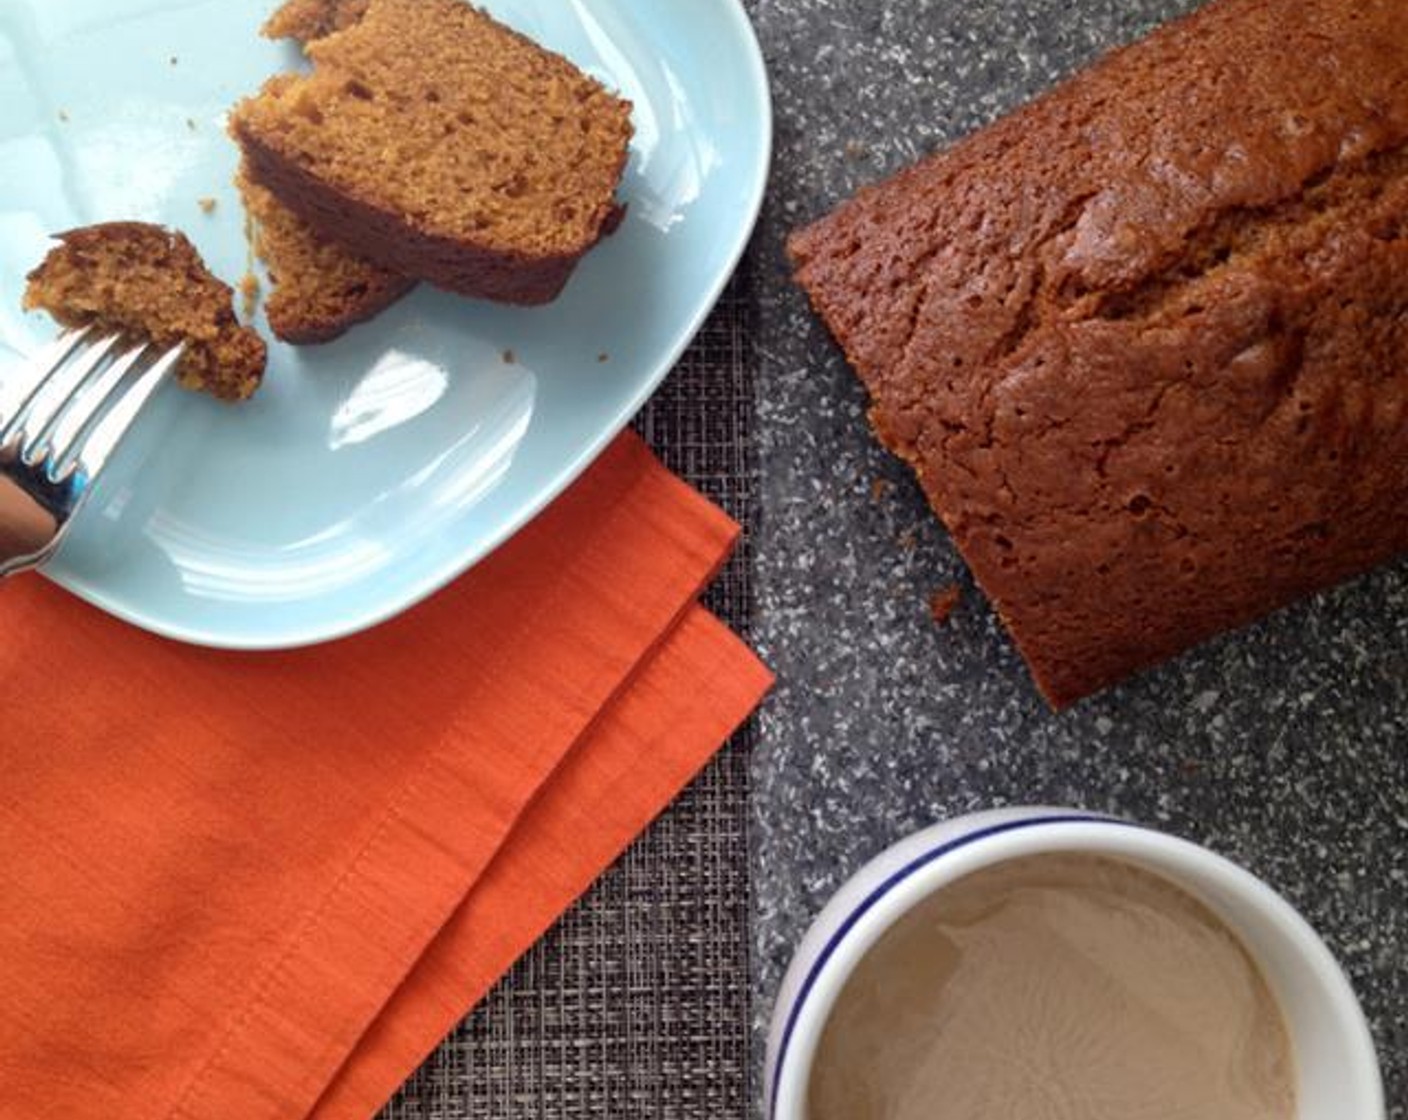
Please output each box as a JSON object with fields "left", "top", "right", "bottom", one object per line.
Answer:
{"left": 765, "top": 807, "right": 1384, "bottom": 1120}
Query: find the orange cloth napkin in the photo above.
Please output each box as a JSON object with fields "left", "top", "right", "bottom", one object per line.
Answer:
{"left": 0, "top": 433, "right": 772, "bottom": 1120}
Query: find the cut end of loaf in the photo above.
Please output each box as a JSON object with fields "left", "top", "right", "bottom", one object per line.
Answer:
{"left": 22, "top": 222, "right": 266, "bottom": 402}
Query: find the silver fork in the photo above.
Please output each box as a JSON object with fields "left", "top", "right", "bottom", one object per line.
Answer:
{"left": 0, "top": 327, "right": 182, "bottom": 578}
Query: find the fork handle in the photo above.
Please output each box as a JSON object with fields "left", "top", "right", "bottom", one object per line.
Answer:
{"left": 0, "top": 474, "right": 60, "bottom": 577}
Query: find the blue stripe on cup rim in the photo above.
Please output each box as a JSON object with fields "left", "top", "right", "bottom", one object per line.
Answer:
{"left": 767, "top": 813, "right": 1134, "bottom": 1119}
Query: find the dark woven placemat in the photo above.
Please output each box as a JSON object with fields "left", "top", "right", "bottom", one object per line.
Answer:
{"left": 379, "top": 266, "right": 758, "bottom": 1120}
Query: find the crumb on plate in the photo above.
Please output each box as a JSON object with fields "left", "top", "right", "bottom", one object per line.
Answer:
{"left": 239, "top": 272, "right": 261, "bottom": 322}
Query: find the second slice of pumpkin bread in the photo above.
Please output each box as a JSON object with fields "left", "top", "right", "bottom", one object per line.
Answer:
{"left": 230, "top": 0, "right": 633, "bottom": 305}
{"left": 236, "top": 163, "right": 414, "bottom": 343}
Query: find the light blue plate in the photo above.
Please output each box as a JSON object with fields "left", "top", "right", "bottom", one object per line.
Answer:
{"left": 0, "top": 0, "right": 770, "bottom": 648}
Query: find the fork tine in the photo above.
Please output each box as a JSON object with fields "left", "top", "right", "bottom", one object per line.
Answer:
{"left": 70, "top": 343, "right": 182, "bottom": 482}
{"left": 7, "top": 331, "right": 122, "bottom": 455}
{"left": 42, "top": 341, "right": 154, "bottom": 479}
{"left": 0, "top": 326, "right": 92, "bottom": 429}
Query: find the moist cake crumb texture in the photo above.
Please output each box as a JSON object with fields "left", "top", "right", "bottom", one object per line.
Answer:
{"left": 262, "top": 0, "right": 370, "bottom": 45}
{"left": 237, "top": 164, "right": 415, "bottom": 344}
{"left": 23, "top": 222, "right": 266, "bottom": 402}
{"left": 230, "top": 0, "right": 633, "bottom": 303}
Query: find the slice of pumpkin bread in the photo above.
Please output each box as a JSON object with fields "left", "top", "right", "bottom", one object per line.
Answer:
{"left": 237, "top": 164, "right": 414, "bottom": 344}
{"left": 24, "top": 222, "right": 265, "bottom": 401}
{"left": 245, "top": 4, "right": 413, "bottom": 343}
{"left": 230, "top": 0, "right": 633, "bottom": 304}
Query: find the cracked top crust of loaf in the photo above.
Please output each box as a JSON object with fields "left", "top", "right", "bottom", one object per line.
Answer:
{"left": 790, "top": 0, "right": 1408, "bottom": 707}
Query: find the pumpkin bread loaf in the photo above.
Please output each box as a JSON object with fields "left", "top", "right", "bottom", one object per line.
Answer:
{"left": 790, "top": 0, "right": 1408, "bottom": 707}
{"left": 230, "top": 0, "right": 633, "bottom": 304}
{"left": 24, "top": 223, "right": 266, "bottom": 402}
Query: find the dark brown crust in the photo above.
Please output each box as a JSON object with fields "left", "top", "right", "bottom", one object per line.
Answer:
{"left": 600, "top": 201, "right": 628, "bottom": 238}
{"left": 790, "top": 0, "right": 1408, "bottom": 708}
{"left": 237, "top": 123, "right": 595, "bottom": 304}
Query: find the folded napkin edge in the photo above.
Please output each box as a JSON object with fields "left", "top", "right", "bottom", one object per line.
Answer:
{"left": 307, "top": 605, "right": 773, "bottom": 1120}
{"left": 154, "top": 436, "right": 750, "bottom": 1120}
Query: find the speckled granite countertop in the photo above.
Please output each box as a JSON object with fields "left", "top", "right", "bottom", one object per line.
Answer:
{"left": 745, "top": 0, "right": 1407, "bottom": 1113}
